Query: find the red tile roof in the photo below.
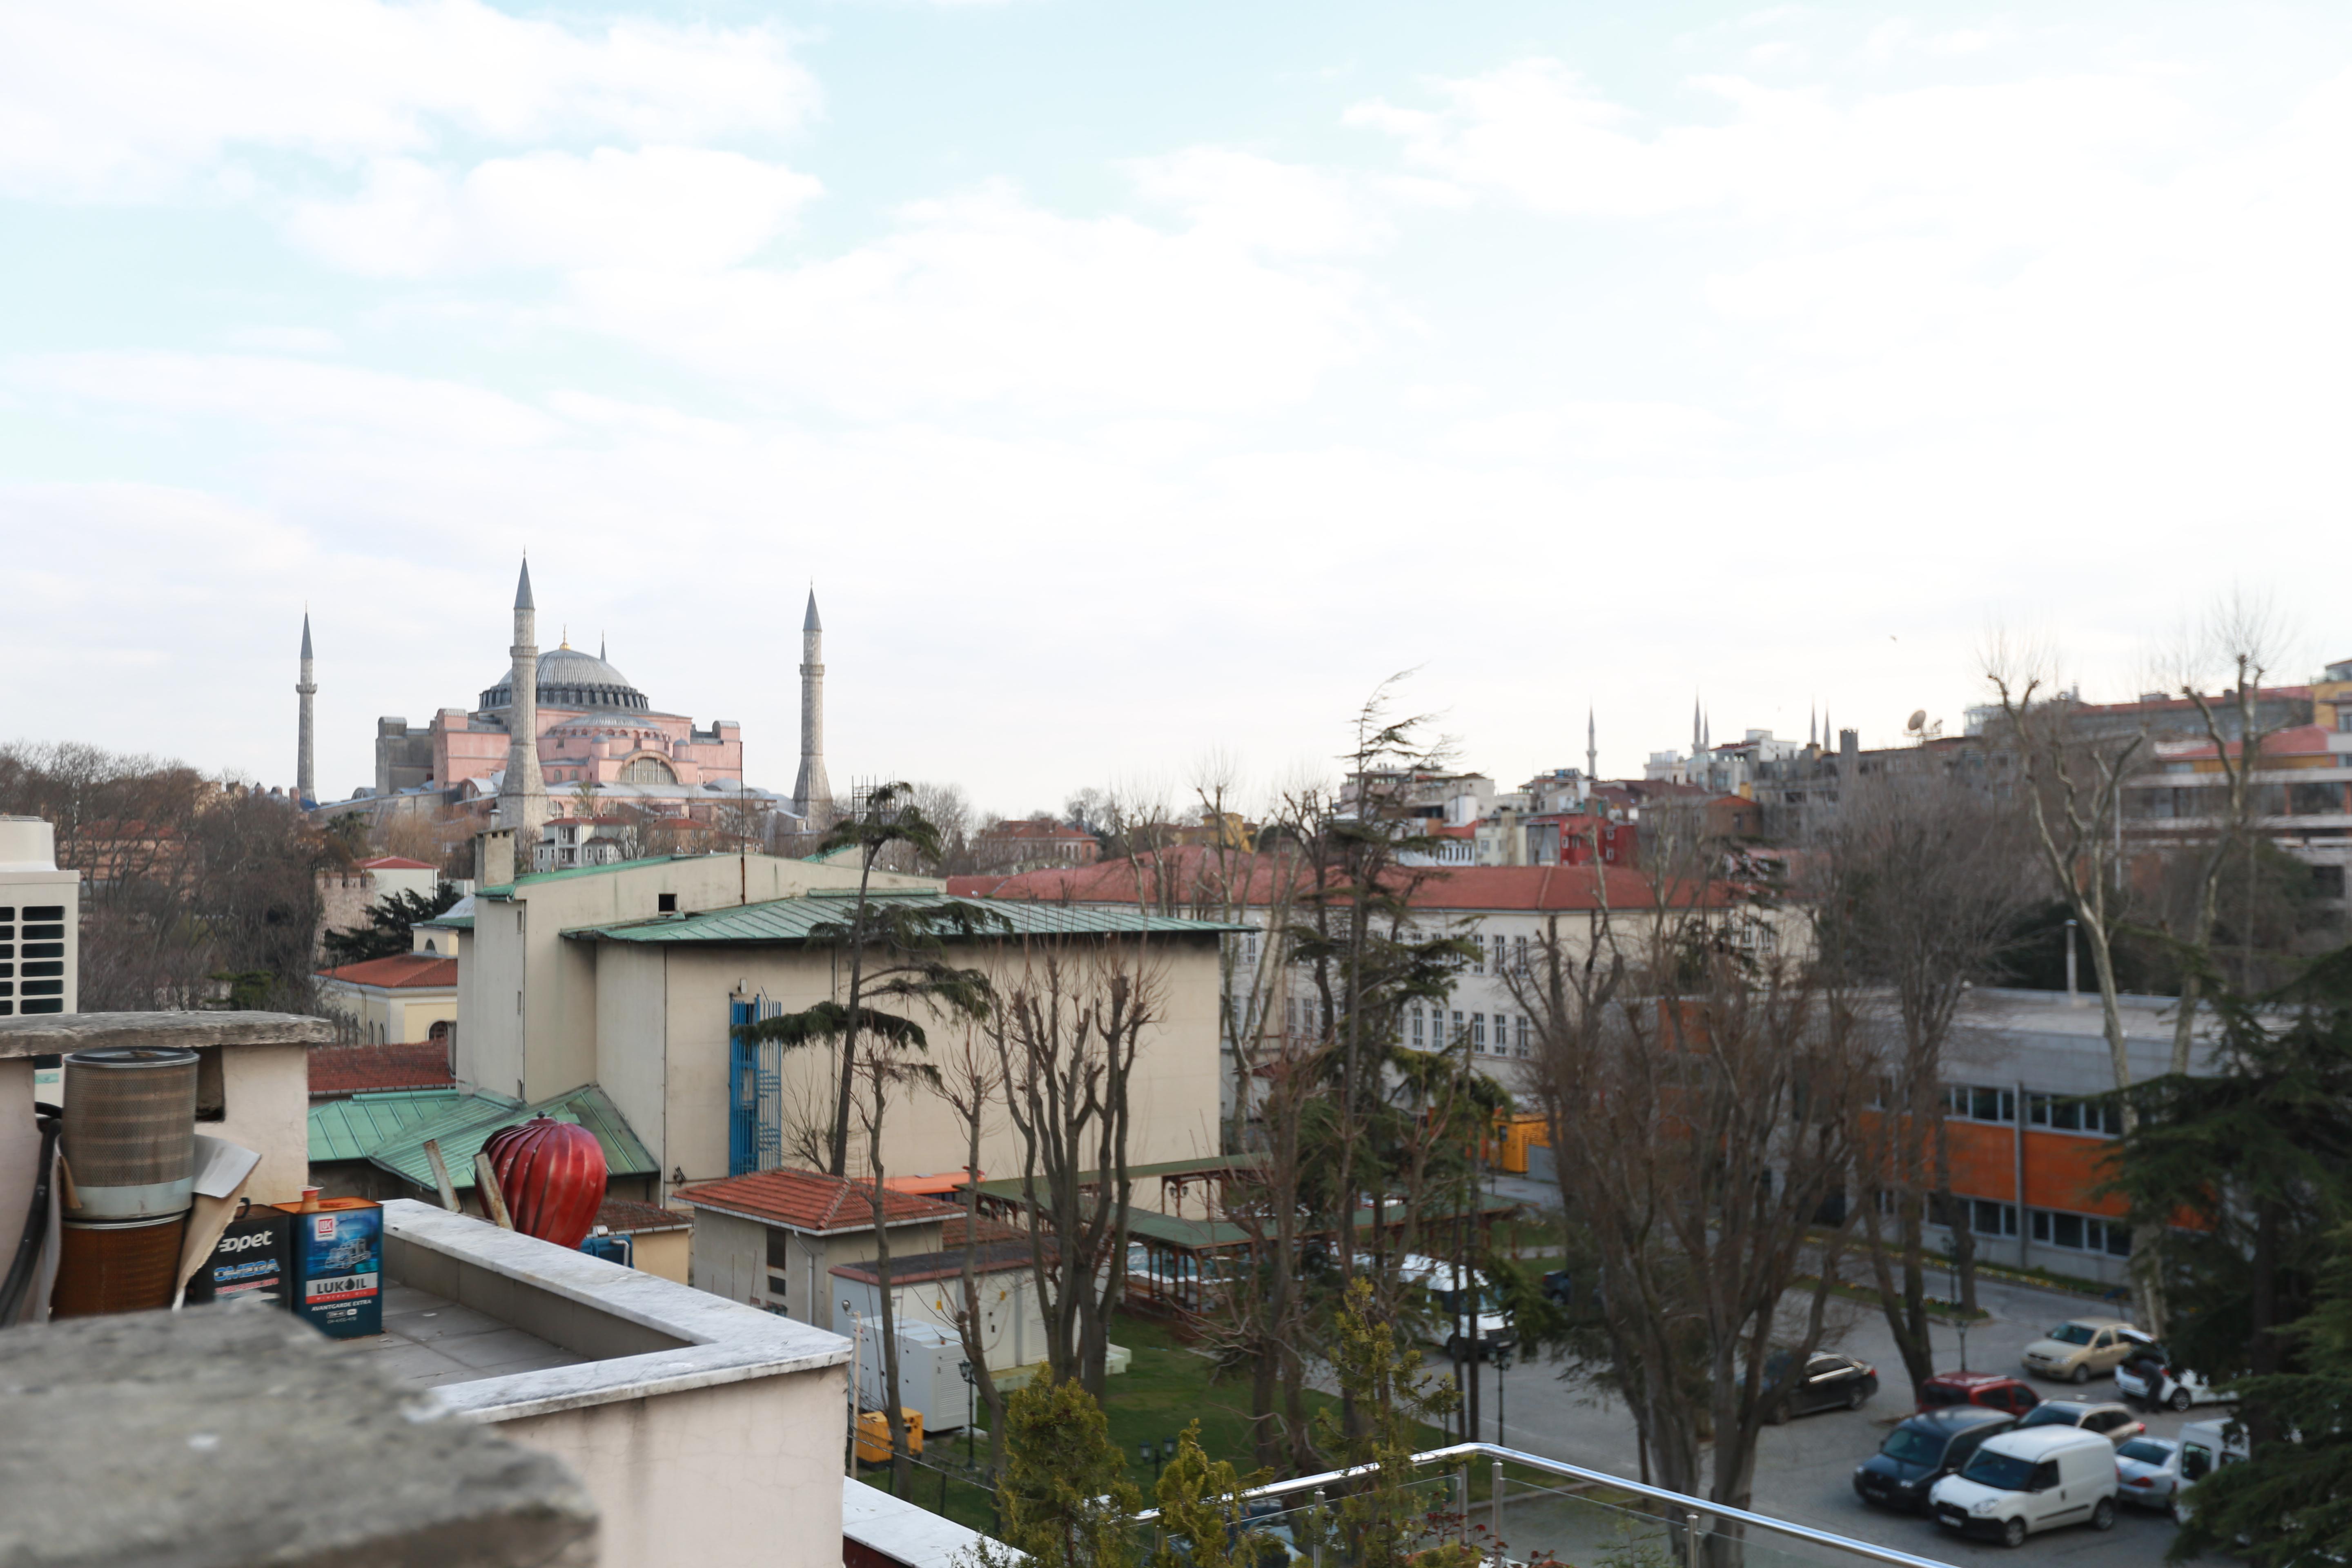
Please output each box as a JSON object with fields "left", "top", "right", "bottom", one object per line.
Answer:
{"left": 361, "top": 855, "right": 440, "bottom": 871}
{"left": 672, "top": 1168, "right": 967, "bottom": 1234}
{"left": 595, "top": 1197, "right": 692, "bottom": 1234}
{"left": 308, "top": 1041, "right": 456, "bottom": 1097}
{"left": 316, "top": 953, "right": 460, "bottom": 989}
{"left": 2154, "top": 723, "right": 2339, "bottom": 763}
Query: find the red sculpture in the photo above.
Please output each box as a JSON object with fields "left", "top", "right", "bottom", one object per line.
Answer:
{"left": 481, "top": 1116, "right": 608, "bottom": 1249}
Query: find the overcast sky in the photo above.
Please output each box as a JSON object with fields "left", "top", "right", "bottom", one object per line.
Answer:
{"left": 6, "top": 1, "right": 2349, "bottom": 816}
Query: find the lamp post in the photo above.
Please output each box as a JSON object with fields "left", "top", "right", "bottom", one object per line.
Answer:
{"left": 958, "top": 1359, "right": 976, "bottom": 1470}
{"left": 1493, "top": 1345, "right": 1512, "bottom": 1450}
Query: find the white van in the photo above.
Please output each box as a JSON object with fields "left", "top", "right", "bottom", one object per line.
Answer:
{"left": 1391, "top": 1253, "right": 1515, "bottom": 1360}
{"left": 2171, "top": 1417, "right": 2249, "bottom": 1524}
{"left": 1929, "top": 1425, "right": 2120, "bottom": 1548}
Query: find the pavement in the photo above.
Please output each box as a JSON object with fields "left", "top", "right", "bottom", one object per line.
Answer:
{"left": 1439, "top": 1271, "right": 2209, "bottom": 1567}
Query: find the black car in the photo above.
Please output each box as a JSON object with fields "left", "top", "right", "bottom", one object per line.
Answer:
{"left": 1853, "top": 1408, "right": 2019, "bottom": 1512}
{"left": 1764, "top": 1350, "right": 1879, "bottom": 1423}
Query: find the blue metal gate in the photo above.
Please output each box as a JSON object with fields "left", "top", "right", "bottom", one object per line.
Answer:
{"left": 728, "top": 996, "right": 785, "bottom": 1176}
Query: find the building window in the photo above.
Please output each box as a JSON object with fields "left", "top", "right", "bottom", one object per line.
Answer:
{"left": 2030, "top": 1209, "right": 2132, "bottom": 1257}
{"left": 1512, "top": 935, "right": 1528, "bottom": 974}
{"left": 1492, "top": 935, "right": 1507, "bottom": 973}
{"left": 1517, "top": 1015, "right": 1531, "bottom": 1056}
{"left": 2025, "top": 1092, "right": 2124, "bottom": 1136}
{"left": 1944, "top": 1085, "right": 2016, "bottom": 1124}
{"left": 1471, "top": 940, "right": 1485, "bottom": 976}
{"left": 1471, "top": 1013, "right": 1486, "bottom": 1051}
{"left": 1243, "top": 932, "right": 1260, "bottom": 965}
{"left": 1411, "top": 1006, "right": 1424, "bottom": 1047}
{"left": 1451, "top": 1010, "right": 1464, "bottom": 1045}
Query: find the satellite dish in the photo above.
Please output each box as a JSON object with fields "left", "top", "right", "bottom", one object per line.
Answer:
{"left": 1906, "top": 709, "right": 1927, "bottom": 733}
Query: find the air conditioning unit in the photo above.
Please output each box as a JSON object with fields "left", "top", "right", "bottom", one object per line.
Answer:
{"left": 0, "top": 817, "right": 77, "bottom": 1020}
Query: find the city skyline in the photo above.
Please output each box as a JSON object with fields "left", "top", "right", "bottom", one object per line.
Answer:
{"left": 4, "top": 1, "right": 2350, "bottom": 807}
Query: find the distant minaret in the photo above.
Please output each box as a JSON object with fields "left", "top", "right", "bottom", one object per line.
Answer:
{"left": 1585, "top": 706, "right": 1598, "bottom": 788}
{"left": 1691, "top": 696, "right": 1702, "bottom": 756}
{"left": 793, "top": 589, "right": 831, "bottom": 821}
{"left": 295, "top": 612, "right": 317, "bottom": 805}
{"left": 498, "top": 557, "right": 548, "bottom": 845}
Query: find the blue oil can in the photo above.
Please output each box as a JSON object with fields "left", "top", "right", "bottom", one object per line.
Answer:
{"left": 276, "top": 1198, "right": 382, "bottom": 1338}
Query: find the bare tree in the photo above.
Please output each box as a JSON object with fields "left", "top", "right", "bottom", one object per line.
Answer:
{"left": 1813, "top": 770, "right": 2036, "bottom": 1390}
{"left": 2156, "top": 590, "right": 2294, "bottom": 1065}
{"left": 989, "top": 938, "right": 1161, "bottom": 1397}
{"left": 1985, "top": 646, "right": 2162, "bottom": 1326}
{"left": 1518, "top": 851, "right": 1871, "bottom": 1554}
{"left": 937, "top": 1022, "right": 1013, "bottom": 1479}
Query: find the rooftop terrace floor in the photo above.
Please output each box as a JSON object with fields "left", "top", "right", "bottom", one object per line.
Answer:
{"left": 336, "top": 1281, "right": 586, "bottom": 1392}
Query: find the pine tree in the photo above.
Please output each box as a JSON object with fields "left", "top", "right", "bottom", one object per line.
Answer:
{"left": 992, "top": 1372, "right": 1140, "bottom": 1568}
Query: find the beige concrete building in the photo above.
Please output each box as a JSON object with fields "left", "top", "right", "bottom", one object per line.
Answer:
{"left": 314, "top": 952, "right": 459, "bottom": 1044}
{"left": 439, "top": 851, "right": 1234, "bottom": 1203}
{"left": 674, "top": 1167, "right": 967, "bottom": 1332}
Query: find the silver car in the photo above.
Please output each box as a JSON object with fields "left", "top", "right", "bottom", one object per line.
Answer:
{"left": 2114, "top": 1436, "right": 2180, "bottom": 1511}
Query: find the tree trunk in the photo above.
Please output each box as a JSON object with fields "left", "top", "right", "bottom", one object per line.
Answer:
{"left": 829, "top": 848, "right": 878, "bottom": 1176}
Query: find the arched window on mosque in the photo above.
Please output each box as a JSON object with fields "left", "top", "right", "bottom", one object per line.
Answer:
{"left": 621, "top": 755, "right": 677, "bottom": 784}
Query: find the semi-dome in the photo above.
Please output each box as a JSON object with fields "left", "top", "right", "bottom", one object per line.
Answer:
{"left": 480, "top": 646, "right": 649, "bottom": 713}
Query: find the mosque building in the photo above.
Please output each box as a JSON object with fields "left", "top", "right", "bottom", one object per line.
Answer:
{"left": 372, "top": 564, "right": 744, "bottom": 797}
{"left": 321, "top": 560, "right": 831, "bottom": 841}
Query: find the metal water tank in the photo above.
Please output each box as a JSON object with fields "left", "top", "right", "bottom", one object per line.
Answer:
{"left": 60, "top": 1047, "right": 198, "bottom": 1220}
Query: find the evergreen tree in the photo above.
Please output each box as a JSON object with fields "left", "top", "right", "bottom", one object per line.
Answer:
{"left": 1314, "top": 1278, "right": 1479, "bottom": 1568}
{"left": 2170, "top": 1223, "right": 2352, "bottom": 1564}
{"left": 322, "top": 882, "right": 461, "bottom": 965}
{"left": 1148, "top": 1422, "right": 1265, "bottom": 1568}
{"left": 992, "top": 1372, "right": 1141, "bottom": 1568}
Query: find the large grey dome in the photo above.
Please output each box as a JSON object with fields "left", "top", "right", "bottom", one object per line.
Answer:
{"left": 481, "top": 646, "right": 649, "bottom": 713}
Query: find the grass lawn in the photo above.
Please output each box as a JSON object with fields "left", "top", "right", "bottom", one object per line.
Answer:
{"left": 860, "top": 1311, "right": 1503, "bottom": 1533}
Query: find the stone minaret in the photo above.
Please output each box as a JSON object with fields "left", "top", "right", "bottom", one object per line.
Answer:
{"left": 295, "top": 612, "right": 317, "bottom": 805}
{"left": 1585, "top": 706, "right": 1597, "bottom": 790}
{"left": 498, "top": 557, "right": 548, "bottom": 845}
{"left": 793, "top": 589, "right": 831, "bottom": 821}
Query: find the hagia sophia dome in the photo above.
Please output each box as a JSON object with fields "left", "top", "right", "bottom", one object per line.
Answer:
{"left": 479, "top": 644, "right": 650, "bottom": 714}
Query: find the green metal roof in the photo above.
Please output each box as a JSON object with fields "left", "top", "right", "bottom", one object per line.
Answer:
{"left": 561, "top": 890, "right": 1250, "bottom": 945}
{"left": 364, "top": 1083, "right": 658, "bottom": 1193}
{"left": 1123, "top": 1192, "right": 1522, "bottom": 1254}
{"left": 418, "top": 913, "right": 473, "bottom": 931}
{"left": 972, "top": 1153, "right": 1264, "bottom": 1203}
{"left": 308, "top": 1087, "right": 517, "bottom": 1163}
{"left": 477, "top": 852, "right": 716, "bottom": 900}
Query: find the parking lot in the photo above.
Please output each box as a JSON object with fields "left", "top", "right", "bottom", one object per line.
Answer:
{"left": 1446, "top": 1274, "right": 2209, "bottom": 1565}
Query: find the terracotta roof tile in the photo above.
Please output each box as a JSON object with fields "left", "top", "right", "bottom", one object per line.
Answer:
{"left": 308, "top": 1041, "right": 456, "bottom": 1097}
{"left": 316, "top": 953, "right": 460, "bottom": 989}
{"left": 955, "top": 851, "right": 1726, "bottom": 913}
{"left": 595, "top": 1197, "right": 692, "bottom": 1234}
{"left": 672, "top": 1168, "right": 967, "bottom": 1234}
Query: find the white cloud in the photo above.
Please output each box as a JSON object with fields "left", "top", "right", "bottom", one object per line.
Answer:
{"left": 20, "top": 352, "right": 562, "bottom": 448}
{"left": 1125, "top": 147, "right": 1393, "bottom": 255}
{"left": 1438, "top": 401, "right": 1740, "bottom": 463}
{"left": 565, "top": 180, "right": 1384, "bottom": 417}
{"left": 0, "top": 0, "right": 815, "bottom": 200}
{"left": 287, "top": 147, "right": 822, "bottom": 276}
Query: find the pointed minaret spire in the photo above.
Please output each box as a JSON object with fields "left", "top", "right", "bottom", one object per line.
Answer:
{"left": 1586, "top": 706, "right": 1598, "bottom": 789}
{"left": 793, "top": 587, "right": 831, "bottom": 821}
{"left": 1692, "top": 695, "right": 1702, "bottom": 755}
{"left": 1809, "top": 704, "right": 1817, "bottom": 748}
{"left": 497, "top": 555, "right": 548, "bottom": 853}
{"left": 1703, "top": 708, "right": 1711, "bottom": 753}
{"left": 295, "top": 611, "right": 317, "bottom": 806}
{"left": 599, "top": 632, "right": 606, "bottom": 662}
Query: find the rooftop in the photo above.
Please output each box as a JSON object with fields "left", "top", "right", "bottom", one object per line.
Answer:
{"left": 316, "top": 952, "right": 460, "bottom": 989}
{"left": 675, "top": 1168, "right": 968, "bottom": 1234}
{"left": 828, "top": 1239, "right": 1042, "bottom": 1287}
{"left": 561, "top": 887, "right": 1249, "bottom": 945}
{"left": 308, "top": 1041, "right": 460, "bottom": 1098}
{"left": 361, "top": 1084, "right": 656, "bottom": 1194}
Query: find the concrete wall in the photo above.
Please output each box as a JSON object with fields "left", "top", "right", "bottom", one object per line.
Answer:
{"left": 649, "top": 937, "right": 1225, "bottom": 1191}
{"left": 214, "top": 1041, "right": 313, "bottom": 1206}
{"left": 496, "top": 1362, "right": 846, "bottom": 1568}
{"left": 688, "top": 1207, "right": 767, "bottom": 1307}
{"left": 628, "top": 1227, "right": 689, "bottom": 1284}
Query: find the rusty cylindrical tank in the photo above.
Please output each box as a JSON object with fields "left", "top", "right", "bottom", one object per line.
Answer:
{"left": 60, "top": 1047, "right": 198, "bottom": 1221}
{"left": 481, "top": 1116, "right": 608, "bottom": 1249}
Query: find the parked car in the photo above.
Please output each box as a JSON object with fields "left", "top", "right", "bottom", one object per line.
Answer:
{"left": 1540, "top": 1269, "right": 1573, "bottom": 1306}
{"left": 1853, "top": 1408, "right": 2019, "bottom": 1512}
{"left": 2172, "top": 1417, "right": 2250, "bottom": 1525}
{"left": 2115, "top": 1342, "right": 2231, "bottom": 1412}
{"left": 2021, "top": 1317, "right": 2151, "bottom": 1383}
{"left": 2114, "top": 1437, "right": 2183, "bottom": 1511}
{"left": 1762, "top": 1349, "right": 1877, "bottom": 1423}
{"left": 1918, "top": 1371, "right": 2041, "bottom": 1417}
{"left": 1391, "top": 1254, "right": 1515, "bottom": 1360}
{"left": 1929, "top": 1426, "right": 2121, "bottom": 1547}
{"left": 2019, "top": 1399, "right": 2145, "bottom": 1445}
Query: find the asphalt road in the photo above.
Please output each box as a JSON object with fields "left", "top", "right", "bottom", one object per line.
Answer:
{"left": 1439, "top": 1274, "right": 2213, "bottom": 1567}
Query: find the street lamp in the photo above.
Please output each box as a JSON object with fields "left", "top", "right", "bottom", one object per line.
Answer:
{"left": 958, "top": 1360, "right": 976, "bottom": 1469}
{"left": 1492, "top": 1345, "right": 1513, "bottom": 1450}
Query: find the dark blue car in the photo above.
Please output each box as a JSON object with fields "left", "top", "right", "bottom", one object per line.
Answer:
{"left": 1854, "top": 1407, "right": 2018, "bottom": 1512}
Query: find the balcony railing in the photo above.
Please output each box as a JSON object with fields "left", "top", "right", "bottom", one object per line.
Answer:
{"left": 1133, "top": 1441, "right": 1956, "bottom": 1568}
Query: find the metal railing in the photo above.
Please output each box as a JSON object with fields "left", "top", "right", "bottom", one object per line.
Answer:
{"left": 1132, "top": 1440, "right": 1958, "bottom": 1568}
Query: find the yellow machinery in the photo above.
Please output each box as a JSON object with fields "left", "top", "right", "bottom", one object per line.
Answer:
{"left": 855, "top": 1408, "right": 924, "bottom": 1464}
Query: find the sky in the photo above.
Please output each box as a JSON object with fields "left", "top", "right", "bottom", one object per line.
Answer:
{"left": 6, "top": 1, "right": 2351, "bottom": 817}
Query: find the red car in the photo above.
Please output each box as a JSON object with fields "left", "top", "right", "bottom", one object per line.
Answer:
{"left": 1917, "top": 1371, "right": 2040, "bottom": 1417}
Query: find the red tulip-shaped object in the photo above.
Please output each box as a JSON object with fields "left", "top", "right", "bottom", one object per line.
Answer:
{"left": 481, "top": 1115, "right": 608, "bottom": 1248}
